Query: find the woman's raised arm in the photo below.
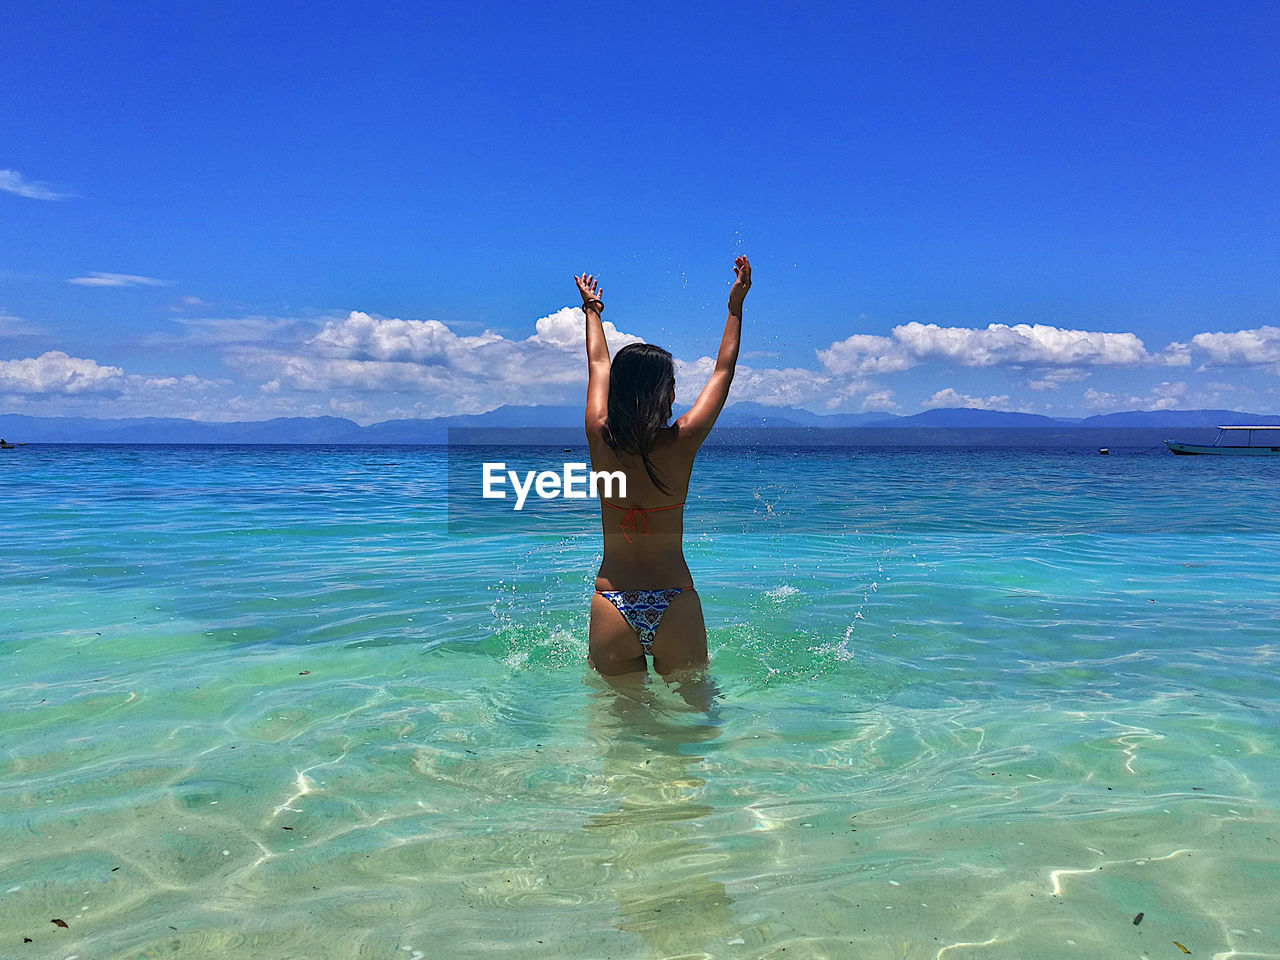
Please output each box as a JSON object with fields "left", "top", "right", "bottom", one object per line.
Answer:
{"left": 576, "top": 273, "right": 610, "bottom": 436}
{"left": 675, "top": 256, "right": 751, "bottom": 441}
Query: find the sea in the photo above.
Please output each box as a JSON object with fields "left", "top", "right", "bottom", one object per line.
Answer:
{"left": 2, "top": 442, "right": 1278, "bottom": 960}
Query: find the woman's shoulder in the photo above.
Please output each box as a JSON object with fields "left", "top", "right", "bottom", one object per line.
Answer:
{"left": 657, "top": 424, "right": 702, "bottom": 459}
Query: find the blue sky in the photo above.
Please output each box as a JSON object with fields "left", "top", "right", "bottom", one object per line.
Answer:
{"left": 3, "top": 0, "right": 1278, "bottom": 422}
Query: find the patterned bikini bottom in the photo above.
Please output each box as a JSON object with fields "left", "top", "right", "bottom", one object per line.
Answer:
{"left": 595, "top": 586, "right": 695, "bottom": 655}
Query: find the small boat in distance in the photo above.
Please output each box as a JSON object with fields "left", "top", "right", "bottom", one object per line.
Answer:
{"left": 1166, "top": 426, "right": 1280, "bottom": 456}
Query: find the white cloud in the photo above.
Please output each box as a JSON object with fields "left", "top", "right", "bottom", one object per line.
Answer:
{"left": 672, "top": 356, "right": 715, "bottom": 404}
{"left": 1027, "top": 368, "right": 1090, "bottom": 391}
{"left": 68, "top": 272, "right": 164, "bottom": 287}
{"left": 922, "top": 387, "right": 1015, "bottom": 411}
{"left": 162, "top": 315, "right": 323, "bottom": 347}
{"left": 1201, "top": 380, "right": 1253, "bottom": 396}
{"left": 727, "top": 365, "right": 832, "bottom": 407}
{"left": 894, "top": 322, "right": 1157, "bottom": 367}
{"left": 818, "top": 376, "right": 888, "bottom": 409}
{"left": 223, "top": 308, "right": 651, "bottom": 417}
{"left": 818, "top": 321, "right": 1182, "bottom": 376}
{"left": 170, "top": 295, "right": 211, "bottom": 312}
{"left": 860, "top": 389, "right": 897, "bottom": 411}
{"left": 300, "top": 307, "right": 644, "bottom": 370}
{"left": 1083, "top": 381, "right": 1188, "bottom": 411}
{"left": 821, "top": 319, "right": 1280, "bottom": 377}
{"left": 1158, "top": 341, "right": 1192, "bottom": 367}
{"left": 673, "top": 356, "right": 833, "bottom": 407}
{"left": 817, "top": 334, "right": 912, "bottom": 375}
{"left": 526, "top": 306, "right": 644, "bottom": 354}
{"left": 0, "top": 351, "right": 123, "bottom": 394}
{"left": 0, "top": 311, "right": 46, "bottom": 338}
{"left": 1190, "top": 326, "right": 1280, "bottom": 366}
{"left": 309, "top": 311, "right": 505, "bottom": 362}
{"left": 0, "top": 169, "right": 72, "bottom": 201}
{"left": 1146, "top": 380, "right": 1189, "bottom": 410}
{"left": 0, "top": 351, "right": 225, "bottom": 409}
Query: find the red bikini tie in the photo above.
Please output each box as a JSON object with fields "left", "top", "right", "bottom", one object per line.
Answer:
{"left": 618, "top": 506, "right": 649, "bottom": 542}
{"left": 603, "top": 501, "right": 683, "bottom": 542}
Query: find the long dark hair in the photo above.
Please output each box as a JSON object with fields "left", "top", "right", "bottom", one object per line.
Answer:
{"left": 603, "top": 343, "right": 675, "bottom": 494}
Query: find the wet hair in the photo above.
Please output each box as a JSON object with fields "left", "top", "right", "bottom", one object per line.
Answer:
{"left": 603, "top": 343, "right": 676, "bottom": 494}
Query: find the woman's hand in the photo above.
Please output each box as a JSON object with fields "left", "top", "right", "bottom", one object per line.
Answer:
{"left": 729, "top": 256, "right": 751, "bottom": 314}
{"left": 575, "top": 273, "right": 604, "bottom": 312}
{"left": 580, "top": 272, "right": 610, "bottom": 429}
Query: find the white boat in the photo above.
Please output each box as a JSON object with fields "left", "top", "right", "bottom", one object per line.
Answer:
{"left": 1165, "top": 425, "right": 1280, "bottom": 456}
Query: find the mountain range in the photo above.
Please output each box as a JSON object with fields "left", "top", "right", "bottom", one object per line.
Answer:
{"left": 4, "top": 405, "right": 1279, "bottom": 443}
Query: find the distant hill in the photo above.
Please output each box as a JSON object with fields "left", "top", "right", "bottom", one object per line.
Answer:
{"left": 1075, "top": 409, "right": 1280, "bottom": 428}
{"left": 0, "top": 414, "right": 367, "bottom": 443}
{"left": 888, "top": 408, "right": 1064, "bottom": 428}
{"left": 714, "top": 402, "right": 900, "bottom": 427}
{"left": 362, "top": 405, "right": 585, "bottom": 442}
{"left": 2, "top": 404, "right": 1277, "bottom": 443}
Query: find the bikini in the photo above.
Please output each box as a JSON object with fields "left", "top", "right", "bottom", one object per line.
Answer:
{"left": 594, "top": 500, "right": 694, "bottom": 656}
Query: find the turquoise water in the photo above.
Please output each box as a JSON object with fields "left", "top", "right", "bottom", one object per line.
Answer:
{"left": 2, "top": 444, "right": 1278, "bottom": 959}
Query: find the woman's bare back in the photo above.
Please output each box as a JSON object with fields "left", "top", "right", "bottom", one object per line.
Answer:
{"left": 589, "top": 427, "right": 697, "bottom": 591}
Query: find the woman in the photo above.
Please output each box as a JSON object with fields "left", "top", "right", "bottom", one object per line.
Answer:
{"left": 576, "top": 256, "right": 751, "bottom": 677}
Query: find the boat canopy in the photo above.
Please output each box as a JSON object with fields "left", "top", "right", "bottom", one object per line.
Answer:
{"left": 1217, "top": 425, "right": 1280, "bottom": 430}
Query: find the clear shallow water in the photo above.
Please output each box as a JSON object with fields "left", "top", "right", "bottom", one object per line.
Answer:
{"left": 2, "top": 444, "right": 1278, "bottom": 960}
